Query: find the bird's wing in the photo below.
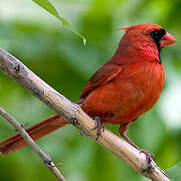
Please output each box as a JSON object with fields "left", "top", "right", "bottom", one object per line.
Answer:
{"left": 80, "top": 63, "right": 122, "bottom": 99}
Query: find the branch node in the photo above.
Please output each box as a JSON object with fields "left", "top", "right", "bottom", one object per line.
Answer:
{"left": 52, "top": 162, "right": 62, "bottom": 168}
{"left": 15, "top": 123, "right": 29, "bottom": 132}
{"left": 70, "top": 115, "right": 78, "bottom": 125}
{"left": 14, "top": 64, "right": 20, "bottom": 72}
{"left": 45, "top": 159, "right": 53, "bottom": 168}
{"left": 45, "top": 159, "right": 62, "bottom": 168}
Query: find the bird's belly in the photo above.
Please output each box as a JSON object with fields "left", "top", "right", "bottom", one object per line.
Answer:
{"left": 82, "top": 62, "right": 164, "bottom": 124}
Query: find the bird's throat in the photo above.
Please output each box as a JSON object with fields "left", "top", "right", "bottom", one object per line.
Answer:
{"left": 154, "top": 40, "right": 162, "bottom": 63}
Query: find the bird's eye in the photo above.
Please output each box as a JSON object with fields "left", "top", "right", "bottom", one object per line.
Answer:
{"left": 150, "top": 29, "right": 166, "bottom": 43}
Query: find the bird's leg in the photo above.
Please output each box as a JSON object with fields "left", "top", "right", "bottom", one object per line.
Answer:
{"left": 121, "top": 133, "right": 139, "bottom": 149}
{"left": 119, "top": 124, "right": 153, "bottom": 163}
{"left": 121, "top": 132, "right": 153, "bottom": 163}
{"left": 91, "top": 116, "right": 105, "bottom": 140}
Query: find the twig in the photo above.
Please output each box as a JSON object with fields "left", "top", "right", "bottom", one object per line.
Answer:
{"left": 0, "top": 107, "right": 66, "bottom": 181}
{"left": 0, "top": 48, "right": 171, "bottom": 181}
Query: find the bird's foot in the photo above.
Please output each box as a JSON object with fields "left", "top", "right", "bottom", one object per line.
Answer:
{"left": 120, "top": 133, "right": 154, "bottom": 164}
{"left": 91, "top": 116, "right": 105, "bottom": 140}
{"left": 140, "top": 149, "right": 154, "bottom": 163}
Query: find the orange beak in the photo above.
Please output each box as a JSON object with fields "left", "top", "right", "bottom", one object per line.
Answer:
{"left": 160, "top": 32, "right": 176, "bottom": 47}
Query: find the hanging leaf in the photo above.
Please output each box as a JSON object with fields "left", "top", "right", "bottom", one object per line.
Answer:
{"left": 32, "top": 0, "right": 86, "bottom": 45}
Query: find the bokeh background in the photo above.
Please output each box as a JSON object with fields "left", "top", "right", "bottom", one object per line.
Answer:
{"left": 0, "top": 0, "right": 181, "bottom": 180}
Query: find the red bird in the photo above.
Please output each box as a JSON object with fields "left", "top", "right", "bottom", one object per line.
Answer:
{"left": 0, "top": 24, "right": 176, "bottom": 156}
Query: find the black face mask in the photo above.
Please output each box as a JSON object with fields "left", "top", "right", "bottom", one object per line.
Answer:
{"left": 150, "top": 29, "right": 166, "bottom": 54}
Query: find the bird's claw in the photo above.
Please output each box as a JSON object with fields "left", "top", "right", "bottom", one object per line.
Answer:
{"left": 140, "top": 149, "right": 154, "bottom": 163}
{"left": 91, "top": 116, "right": 105, "bottom": 140}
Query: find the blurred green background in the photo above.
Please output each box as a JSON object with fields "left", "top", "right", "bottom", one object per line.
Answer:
{"left": 0, "top": 0, "right": 180, "bottom": 180}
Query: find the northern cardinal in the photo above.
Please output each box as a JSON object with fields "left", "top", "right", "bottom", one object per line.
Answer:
{"left": 0, "top": 24, "right": 176, "bottom": 156}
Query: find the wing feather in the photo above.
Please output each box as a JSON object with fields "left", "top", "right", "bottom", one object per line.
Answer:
{"left": 80, "top": 63, "right": 122, "bottom": 98}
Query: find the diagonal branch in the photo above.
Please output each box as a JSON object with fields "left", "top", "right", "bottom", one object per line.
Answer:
{"left": 0, "top": 107, "right": 66, "bottom": 181}
{"left": 0, "top": 48, "right": 171, "bottom": 181}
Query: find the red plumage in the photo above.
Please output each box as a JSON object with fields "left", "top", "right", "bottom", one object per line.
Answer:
{"left": 0, "top": 24, "right": 176, "bottom": 156}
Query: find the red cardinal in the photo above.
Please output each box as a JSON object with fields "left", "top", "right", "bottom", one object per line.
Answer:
{"left": 0, "top": 24, "right": 176, "bottom": 156}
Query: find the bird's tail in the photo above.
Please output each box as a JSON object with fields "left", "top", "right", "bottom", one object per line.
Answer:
{"left": 0, "top": 114, "right": 68, "bottom": 156}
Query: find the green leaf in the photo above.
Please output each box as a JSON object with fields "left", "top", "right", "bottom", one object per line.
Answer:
{"left": 32, "top": 0, "right": 86, "bottom": 45}
{"left": 166, "top": 161, "right": 181, "bottom": 181}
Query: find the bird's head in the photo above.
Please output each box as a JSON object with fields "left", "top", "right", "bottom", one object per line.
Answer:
{"left": 120, "top": 24, "right": 176, "bottom": 53}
